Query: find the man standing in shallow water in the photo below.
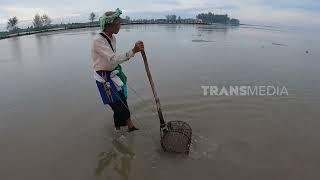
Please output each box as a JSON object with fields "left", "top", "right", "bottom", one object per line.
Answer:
{"left": 91, "top": 8, "right": 144, "bottom": 132}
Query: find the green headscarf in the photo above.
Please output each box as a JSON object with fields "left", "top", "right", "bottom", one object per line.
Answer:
{"left": 99, "top": 8, "right": 122, "bottom": 31}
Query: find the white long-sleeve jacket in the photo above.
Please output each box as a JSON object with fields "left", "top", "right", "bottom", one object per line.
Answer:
{"left": 91, "top": 32, "right": 135, "bottom": 71}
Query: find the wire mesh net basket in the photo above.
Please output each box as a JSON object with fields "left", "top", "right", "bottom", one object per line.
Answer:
{"left": 160, "top": 121, "right": 192, "bottom": 154}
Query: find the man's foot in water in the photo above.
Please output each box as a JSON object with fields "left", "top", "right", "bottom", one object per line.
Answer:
{"left": 128, "top": 126, "right": 139, "bottom": 132}
{"left": 127, "top": 118, "right": 139, "bottom": 132}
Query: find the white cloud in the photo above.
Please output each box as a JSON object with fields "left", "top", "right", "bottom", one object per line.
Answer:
{"left": 0, "top": 5, "right": 84, "bottom": 22}
{"left": 0, "top": 0, "right": 319, "bottom": 30}
{"left": 0, "top": 6, "right": 48, "bottom": 21}
{"left": 230, "top": 4, "right": 320, "bottom": 27}
{"left": 123, "top": 0, "right": 216, "bottom": 13}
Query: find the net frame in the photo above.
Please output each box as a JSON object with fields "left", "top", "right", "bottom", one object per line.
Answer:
{"left": 160, "top": 121, "right": 192, "bottom": 154}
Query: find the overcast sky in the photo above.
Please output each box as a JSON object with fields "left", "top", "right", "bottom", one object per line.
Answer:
{"left": 0, "top": 0, "right": 319, "bottom": 30}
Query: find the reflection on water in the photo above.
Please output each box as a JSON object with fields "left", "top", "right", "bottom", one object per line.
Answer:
{"left": 192, "top": 39, "right": 216, "bottom": 43}
{"left": 95, "top": 151, "right": 116, "bottom": 176}
{"left": 91, "top": 31, "right": 98, "bottom": 36}
{"left": 114, "top": 155, "right": 132, "bottom": 180}
{"left": 196, "top": 24, "right": 232, "bottom": 34}
{"left": 95, "top": 133, "right": 135, "bottom": 180}
{"left": 35, "top": 34, "right": 53, "bottom": 58}
{"left": 8, "top": 37, "right": 22, "bottom": 62}
{"left": 271, "top": 42, "right": 288, "bottom": 46}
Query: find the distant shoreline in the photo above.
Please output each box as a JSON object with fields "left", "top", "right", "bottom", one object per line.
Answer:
{"left": 0, "top": 22, "right": 241, "bottom": 40}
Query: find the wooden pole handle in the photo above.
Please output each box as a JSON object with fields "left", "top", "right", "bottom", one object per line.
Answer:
{"left": 141, "top": 51, "right": 166, "bottom": 126}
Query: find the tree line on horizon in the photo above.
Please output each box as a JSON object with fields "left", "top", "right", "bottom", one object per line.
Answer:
{"left": 6, "top": 14, "right": 52, "bottom": 32}
{"left": 4, "top": 11, "right": 240, "bottom": 34}
{"left": 196, "top": 12, "right": 240, "bottom": 25}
